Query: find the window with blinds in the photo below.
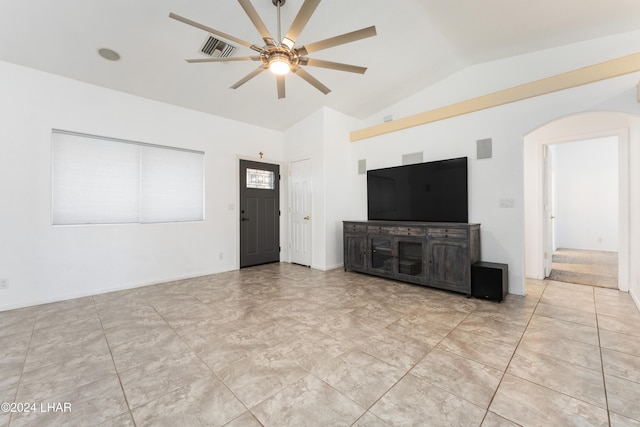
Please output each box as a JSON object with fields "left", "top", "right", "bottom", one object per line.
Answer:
{"left": 51, "top": 130, "right": 204, "bottom": 225}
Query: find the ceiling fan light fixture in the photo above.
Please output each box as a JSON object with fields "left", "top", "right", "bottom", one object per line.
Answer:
{"left": 268, "top": 53, "right": 291, "bottom": 75}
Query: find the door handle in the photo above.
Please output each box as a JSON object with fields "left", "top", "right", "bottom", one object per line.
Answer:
{"left": 304, "top": 216, "right": 310, "bottom": 220}
{"left": 241, "top": 217, "right": 250, "bottom": 221}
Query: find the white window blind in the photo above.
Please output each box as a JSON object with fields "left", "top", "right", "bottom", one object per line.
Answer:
{"left": 51, "top": 130, "right": 204, "bottom": 225}
{"left": 140, "top": 146, "right": 204, "bottom": 223}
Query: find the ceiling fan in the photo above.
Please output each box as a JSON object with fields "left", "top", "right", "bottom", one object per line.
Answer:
{"left": 169, "top": 0, "right": 377, "bottom": 99}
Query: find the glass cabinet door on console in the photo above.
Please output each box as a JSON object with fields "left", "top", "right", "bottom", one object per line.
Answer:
{"left": 368, "top": 235, "right": 427, "bottom": 284}
{"left": 396, "top": 238, "right": 426, "bottom": 282}
{"left": 369, "top": 236, "right": 393, "bottom": 275}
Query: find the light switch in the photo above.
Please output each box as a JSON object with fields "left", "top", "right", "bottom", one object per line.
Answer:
{"left": 499, "top": 198, "right": 515, "bottom": 208}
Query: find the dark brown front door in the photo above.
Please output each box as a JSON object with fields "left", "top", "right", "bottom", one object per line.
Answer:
{"left": 239, "top": 160, "right": 280, "bottom": 268}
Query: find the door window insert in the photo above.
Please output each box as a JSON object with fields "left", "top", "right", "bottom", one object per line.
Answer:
{"left": 246, "top": 168, "right": 275, "bottom": 189}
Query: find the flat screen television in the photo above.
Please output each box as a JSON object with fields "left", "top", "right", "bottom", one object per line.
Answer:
{"left": 367, "top": 157, "right": 468, "bottom": 223}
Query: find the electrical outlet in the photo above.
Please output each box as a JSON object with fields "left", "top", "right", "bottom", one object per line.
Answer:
{"left": 0, "top": 279, "right": 8, "bottom": 289}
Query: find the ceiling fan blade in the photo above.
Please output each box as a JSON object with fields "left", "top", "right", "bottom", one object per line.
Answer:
{"left": 186, "top": 56, "right": 261, "bottom": 63}
{"left": 299, "top": 58, "right": 367, "bottom": 74}
{"left": 292, "top": 67, "right": 331, "bottom": 95}
{"left": 295, "top": 26, "right": 377, "bottom": 56}
{"left": 169, "top": 12, "right": 263, "bottom": 53}
{"left": 276, "top": 75, "right": 285, "bottom": 99}
{"left": 282, "top": 0, "right": 321, "bottom": 49}
{"left": 230, "top": 65, "right": 268, "bottom": 89}
{"left": 237, "top": 0, "right": 277, "bottom": 47}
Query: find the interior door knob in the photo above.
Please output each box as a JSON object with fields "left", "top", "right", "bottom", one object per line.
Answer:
{"left": 304, "top": 215, "right": 310, "bottom": 220}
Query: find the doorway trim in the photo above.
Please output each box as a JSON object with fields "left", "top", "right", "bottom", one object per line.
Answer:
{"left": 524, "top": 113, "right": 630, "bottom": 293}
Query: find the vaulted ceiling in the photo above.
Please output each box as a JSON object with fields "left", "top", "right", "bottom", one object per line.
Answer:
{"left": 1, "top": 0, "right": 639, "bottom": 131}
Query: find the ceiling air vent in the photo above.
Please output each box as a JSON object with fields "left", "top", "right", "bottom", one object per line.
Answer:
{"left": 200, "top": 36, "right": 236, "bottom": 58}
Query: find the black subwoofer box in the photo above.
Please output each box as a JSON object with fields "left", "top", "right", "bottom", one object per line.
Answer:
{"left": 471, "top": 262, "right": 508, "bottom": 302}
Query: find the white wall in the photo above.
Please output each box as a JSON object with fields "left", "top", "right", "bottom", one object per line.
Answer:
{"left": 282, "top": 107, "right": 357, "bottom": 270}
{"left": 551, "top": 137, "right": 619, "bottom": 251}
{"left": 349, "top": 30, "right": 640, "bottom": 296}
{"left": 322, "top": 108, "right": 359, "bottom": 269}
{"left": 0, "top": 60, "right": 284, "bottom": 311}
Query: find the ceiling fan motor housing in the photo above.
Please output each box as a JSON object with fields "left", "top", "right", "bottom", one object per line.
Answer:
{"left": 262, "top": 46, "right": 298, "bottom": 66}
{"left": 262, "top": 46, "right": 298, "bottom": 74}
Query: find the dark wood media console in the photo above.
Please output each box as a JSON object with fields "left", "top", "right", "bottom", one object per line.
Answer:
{"left": 343, "top": 221, "right": 480, "bottom": 295}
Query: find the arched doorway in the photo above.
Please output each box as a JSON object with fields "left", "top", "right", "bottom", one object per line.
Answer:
{"left": 523, "top": 112, "right": 635, "bottom": 293}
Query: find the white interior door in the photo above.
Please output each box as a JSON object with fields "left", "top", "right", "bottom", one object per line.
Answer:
{"left": 289, "top": 159, "right": 312, "bottom": 266}
{"left": 542, "top": 145, "right": 555, "bottom": 277}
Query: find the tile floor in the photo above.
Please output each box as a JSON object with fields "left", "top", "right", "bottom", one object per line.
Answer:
{"left": 1, "top": 263, "right": 640, "bottom": 426}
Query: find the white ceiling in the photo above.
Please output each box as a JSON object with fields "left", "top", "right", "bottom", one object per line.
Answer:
{"left": 1, "top": 0, "right": 639, "bottom": 131}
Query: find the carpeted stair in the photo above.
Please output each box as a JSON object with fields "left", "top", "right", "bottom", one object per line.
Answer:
{"left": 548, "top": 248, "right": 618, "bottom": 288}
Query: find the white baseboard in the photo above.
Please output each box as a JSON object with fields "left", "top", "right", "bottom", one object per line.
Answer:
{"left": 0, "top": 267, "right": 237, "bottom": 312}
{"left": 630, "top": 288, "right": 640, "bottom": 312}
{"left": 325, "top": 263, "right": 344, "bottom": 271}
